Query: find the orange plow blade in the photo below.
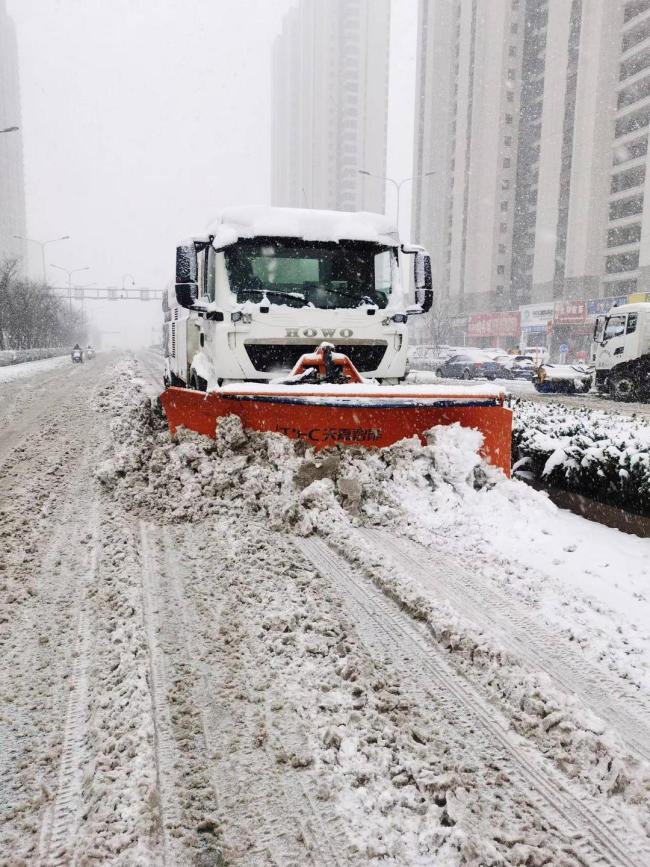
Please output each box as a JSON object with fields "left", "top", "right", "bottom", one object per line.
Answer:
{"left": 159, "top": 384, "right": 512, "bottom": 476}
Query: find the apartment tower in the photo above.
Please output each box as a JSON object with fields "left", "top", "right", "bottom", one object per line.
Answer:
{"left": 412, "top": 0, "right": 650, "bottom": 328}
{"left": 0, "top": 0, "right": 25, "bottom": 263}
{"left": 271, "top": 0, "right": 390, "bottom": 214}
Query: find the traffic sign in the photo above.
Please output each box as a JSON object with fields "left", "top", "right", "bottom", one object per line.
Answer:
{"left": 559, "top": 343, "right": 568, "bottom": 354}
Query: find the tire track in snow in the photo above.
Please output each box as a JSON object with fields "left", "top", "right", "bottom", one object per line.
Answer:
{"left": 139, "top": 521, "right": 184, "bottom": 866}
{"left": 297, "top": 536, "right": 650, "bottom": 867}
{"left": 361, "top": 528, "right": 650, "bottom": 764}
{"left": 37, "top": 521, "right": 98, "bottom": 865}
{"left": 157, "top": 525, "right": 352, "bottom": 867}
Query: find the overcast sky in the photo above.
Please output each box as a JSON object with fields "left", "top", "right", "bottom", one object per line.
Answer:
{"left": 8, "top": 0, "right": 416, "bottom": 343}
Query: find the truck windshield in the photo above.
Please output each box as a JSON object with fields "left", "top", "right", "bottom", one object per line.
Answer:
{"left": 604, "top": 314, "right": 626, "bottom": 340}
{"left": 224, "top": 238, "right": 394, "bottom": 309}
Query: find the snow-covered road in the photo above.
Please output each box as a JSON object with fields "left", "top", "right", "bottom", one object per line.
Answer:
{"left": 1, "top": 353, "right": 649, "bottom": 865}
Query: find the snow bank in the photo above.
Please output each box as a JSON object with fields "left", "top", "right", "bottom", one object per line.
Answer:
{"left": 0, "top": 352, "right": 70, "bottom": 383}
{"left": 512, "top": 399, "right": 650, "bottom": 515}
{"left": 0, "top": 347, "right": 68, "bottom": 367}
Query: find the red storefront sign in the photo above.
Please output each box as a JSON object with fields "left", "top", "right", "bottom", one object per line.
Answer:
{"left": 467, "top": 311, "right": 521, "bottom": 338}
{"left": 554, "top": 300, "right": 586, "bottom": 324}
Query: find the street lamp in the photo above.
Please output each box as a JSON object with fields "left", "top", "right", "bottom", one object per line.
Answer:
{"left": 50, "top": 264, "right": 90, "bottom": 312}
{"left": 358, "top": 170, "right": 436, "bottom": 234}
{"left": 14, "top": 234, "right": 71, "bottom": 282}
{"left": 121, "top": 273, "right": 136, "bottom": 299}
{"left": 73, "top": 283, "right": 98, "bottom": 329}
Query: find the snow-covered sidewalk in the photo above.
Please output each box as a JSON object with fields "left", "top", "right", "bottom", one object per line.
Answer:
{"left": 0, "top": 352, "right": 71, "bottom": 383}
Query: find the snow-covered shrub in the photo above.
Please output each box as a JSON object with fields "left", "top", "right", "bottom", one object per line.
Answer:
{"left": 512, "top": 400, "right": 650, "bottom": 515}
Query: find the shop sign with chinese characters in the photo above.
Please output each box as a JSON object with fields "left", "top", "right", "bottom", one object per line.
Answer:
{"left": 554, "top": 300, "right": 587, "bottom": 324}
{"left": 586, "top": 296, "right": 628, "bottom": 316}
{"left": 519, "top": 302, "right": 554, "bottom": 333}
{"left": 467, "top": 311, "right": 521, "bottom": 338}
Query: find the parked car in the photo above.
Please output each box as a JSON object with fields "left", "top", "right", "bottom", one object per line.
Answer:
{"left": 435, "top": 350, "right": 509, "bottom": 381}
{"left": 522, "top": 345, "right": 550, "bottom": 365}
{"left": 481, "top": 347, "right": 508, "bottom": 359}
{"left": 501, "top": 354, "right": 536, "bottom": 380}
{"left": 512, "top": 355, "right": 537, "bottom": 379}
{"left": 533, "top": 363, "right": 593, "bottom": 394}
{"left": 408, "top": 344, "right": 456, "bottom": 372}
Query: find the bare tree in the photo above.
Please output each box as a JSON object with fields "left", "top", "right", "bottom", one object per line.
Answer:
{"left": 0, "top": 257, "right": 85, "bottom": 350}
{"left": 428, "top": 293, "right": 454, "bottom": 355}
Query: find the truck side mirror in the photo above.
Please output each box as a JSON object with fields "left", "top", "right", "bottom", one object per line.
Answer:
{"left": 175, "top": 244, "right": 198, "bottom": 308}
{"left": 413, "top": 251, "right": 433, "bottom": 313}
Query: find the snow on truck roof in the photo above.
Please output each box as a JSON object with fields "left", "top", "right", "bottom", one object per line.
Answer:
{"left": 200, "top": 206, "right": 400, "bottom": 248}
{"left": 603, "top": 301, "right": 650, "bottom": 315}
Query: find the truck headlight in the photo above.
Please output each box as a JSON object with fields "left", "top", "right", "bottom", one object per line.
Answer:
{"left": 231, "top": 311, "right": 243, "bottom": 323}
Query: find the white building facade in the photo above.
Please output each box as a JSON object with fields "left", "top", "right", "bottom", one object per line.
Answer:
{"left": 411, "top": 0, "right": 650, "bottom": 354}
{"left": 271, "top": 0, "right": 390, "bottom": 214}
{"left": 0, "top": 0, "right": 26, "bottom": 264}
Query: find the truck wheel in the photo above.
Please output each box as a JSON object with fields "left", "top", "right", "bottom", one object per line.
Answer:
{"left": 435, "top": 369, "right": 444, "bottom": 378}
{"left": 609, "top": 374, "right": 637, "bottom": 401}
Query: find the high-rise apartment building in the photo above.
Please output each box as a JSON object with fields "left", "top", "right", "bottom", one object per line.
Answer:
{"left": 411, "top": 0, "right": 650, "bottom": 350}
{"left": 271, "top": 0, "right": 390, "bottom": 214}
{"left": 0, "top": 0, "right": 25, "bottom": 262}
{"left": 412, "top": 0, "right": 526, "bottom": 320}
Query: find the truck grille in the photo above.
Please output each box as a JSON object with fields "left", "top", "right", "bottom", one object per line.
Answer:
{"left": 244, "top": 343, "right": 387, "bottom": 373}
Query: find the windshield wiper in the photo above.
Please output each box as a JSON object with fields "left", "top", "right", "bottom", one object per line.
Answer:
{"left": 238, "top": 288, "right": 308, "bottom": 307}
{"left": 325, "top": 287, "right": 377, "bottom": 306}
{"left": 258, "top": 289, "right": 308, "bottom": 306}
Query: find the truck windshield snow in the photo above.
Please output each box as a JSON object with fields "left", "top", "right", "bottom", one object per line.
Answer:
{"left": 604, "top": 314, "right": 626, "bottom": 340}
{"left": 224, "top": 239, "right": 394, "bottom": 309}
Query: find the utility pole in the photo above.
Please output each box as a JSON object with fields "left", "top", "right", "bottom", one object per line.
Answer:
{"left": 15, "top": 235, "right": 71, "bottom": 282}
{"left": 50, "top": 264, "right": 90, "bottom": 313}
{"left": 358, "top": 170, "right": 436, "bottom": 237}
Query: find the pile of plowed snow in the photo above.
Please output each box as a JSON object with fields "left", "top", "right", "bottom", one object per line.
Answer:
{"left": 95, "top": 362, "right": 497, "bottom": 532}
{"left": 96, "top": 361, "right": 650, "bottom": 836}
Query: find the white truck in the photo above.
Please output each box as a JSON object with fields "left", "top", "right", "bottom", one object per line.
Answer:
{"left": 592, "top": 301, "right": 650, "bottom": 400}
{"left": 163, "top": 206, "right": 432, "bottom": 390}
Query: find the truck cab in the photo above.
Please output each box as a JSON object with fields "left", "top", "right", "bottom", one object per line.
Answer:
{"left": 592, "top": 302, "right": 650, "bottom": 400}
{"left": 164, "top": 206, "right": 432, "bottom": 390}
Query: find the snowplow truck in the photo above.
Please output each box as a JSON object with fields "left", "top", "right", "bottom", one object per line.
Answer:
{"left": 164, "top": 206, "right": 428, "bottom": 389}
{"left": 592, "top": 301, "right": 650, "bottom": 401}
{"left": 160, "top": 206, "right": 512, "bottom": 474}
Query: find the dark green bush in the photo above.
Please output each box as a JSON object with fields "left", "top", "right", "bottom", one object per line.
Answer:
{"left": 512, "top": 400, "right": 650, "bottom": 516}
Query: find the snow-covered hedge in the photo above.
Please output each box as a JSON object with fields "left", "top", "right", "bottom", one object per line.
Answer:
{"left": 512, "top": 400, "right": 650, "bottom": 515}
{"left": 0, "top": 347, "right": 67, "bottom": 367}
